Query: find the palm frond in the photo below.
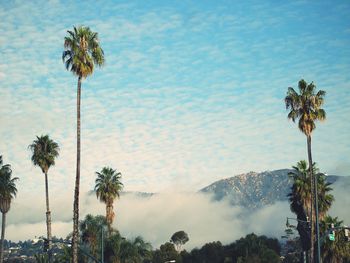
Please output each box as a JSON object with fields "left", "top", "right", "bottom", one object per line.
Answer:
{"left": 298, "top": 79, "right": 307, "bottom": 93}
{"left": 316, "top": 108, "right": 326, "bottom": 121}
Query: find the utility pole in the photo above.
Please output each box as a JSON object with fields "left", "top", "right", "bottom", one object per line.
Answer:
{"left": 101, "top": 227, "right": 104, "bottom": 263}
{"left": 314, "top": 173, "right": 321, "bottom": 263}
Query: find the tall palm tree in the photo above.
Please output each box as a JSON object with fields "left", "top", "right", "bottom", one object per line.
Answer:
{"left": 29, "top": 135, "right": 59, "bottom": 261}
{"left": 62, "top": 25, "right": 105, "bottom": 263}
{"left": 94, "top": 167, "right": 123, "bottom": 233}
{"left": 285, "top": 79, "right": 326, "bottom": 261}
{"left": 0, "top": 156, "right": 18, "bottom": 263}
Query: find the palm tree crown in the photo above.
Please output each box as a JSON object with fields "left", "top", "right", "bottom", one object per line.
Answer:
{"left": 62, "top": 26, "right": 105, "bottom": 78}
{"left": 95, "top": 167, "right": 123, "bottom": 204}
{"left": 288, "top": 161, "right": 334, "bottom": 221}
{"left": 94, "top": 167, "right": 123, "bottom": 229}
{"left": 0, "top": 156, "right": 18, "bottom": 213}
{"left": 29, "top": 135, "right": 60, "bottom": 174}
{"left": 288, "top": 160, "right": 314, "bottom": 218}
{"left": 0, "top": 155, "right": 18, "bottom": 263}
{"left": 285, "top": 79, "right": 326, "bottom": 136}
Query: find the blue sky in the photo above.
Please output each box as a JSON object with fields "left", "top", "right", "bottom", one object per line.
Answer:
{"left": 1, "top": 0, "right": 350, "bottom": 198}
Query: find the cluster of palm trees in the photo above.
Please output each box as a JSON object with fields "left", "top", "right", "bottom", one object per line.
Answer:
{"left": 287, "top": 160, "right": 350, "bottom": 262}
{"left": 0, "top": 25, "right": 117, "bottom": 262}
{"left": 285, "top": 79, "right": 350, "bottom": 262}
{"left": 28, "top": 135, "right": 123, "bottom": 262}
{"left": 78, "top": 214, "right": 152, "bottom": 263}
{"left": 0, "top": 136, "right": 123, "bottom": 263}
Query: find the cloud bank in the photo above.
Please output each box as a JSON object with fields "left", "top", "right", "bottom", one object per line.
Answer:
{"left": 7, "top": 191, "right": 293, "bottom": 249}
{"left": 8, "top": 180, "right": 349, "bottom": 249}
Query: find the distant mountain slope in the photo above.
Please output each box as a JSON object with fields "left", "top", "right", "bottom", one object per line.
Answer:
{"left": 200, "top": 169, "right": 348, "bottom": 209}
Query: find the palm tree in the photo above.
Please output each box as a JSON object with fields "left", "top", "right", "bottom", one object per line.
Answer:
{"left": 288, "top": 161, "right": 315, "bottom": 223}
{"left": 315, "top": 173, "right": 334, "bottom": 220}
{"left": 119, "top": 239, "right": 140, "bottom": 263}
{"left": 104, "top": 231, "right": 122, "bottom": 263}
{"left": 288, "top": 161, "right": 334, "bottom": 261}
{"left": 94, "top": 167, "right": 123, "bottom": 233}
{"left": 320, "top": 216, "right": 350, "bottom": 263}
{"left": 285, "top": 79, "right": 326, "bottom": 261}
{"left": 62, "top": 25, "right": 105, "bottom": 263}
{"left": 132, "top": 236, "right": 152, "bottom": 261}
{"left": 288, "top": 161, "right": 313, "bottom": 254}
{"left": 80, "top": 214, "right": 107, "bottom": 259}
{"left": 29, "top": 135, "right": 60, "bottom": 261}
{"left": 0, "top": 156, "right": 18, "bottom": 263}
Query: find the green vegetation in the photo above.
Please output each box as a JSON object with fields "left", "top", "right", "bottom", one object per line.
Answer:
{"left": 170, "top": 231, "right": 189, "bottom": 252}
{"left": 288, "top": 161, "right": 334, "bottom": 252}
{"left": 1, "top": 214, "right": 283, "bottom": 263}
{"left": 73, "top": 225, "right": 280, "bottom": 263}
{"left": 287, "top": 161, "right": 350, "bottom": 262}
{"left": 320, "top": 216, "right": 350, "bottom": 262}
{"left": 176, "top": 234, "right": 280, "bottom": 263}
{"left": 62, "top": 25, "right": 105, "bottom": 263}
{"left": 80, "top": 214, "right": 107, "bottom": 259}
{"left": 29, "top": 135, "right": 60, "bottom": 262}
{"left": 0, "top": 156, "right": 18, "bottom": 263}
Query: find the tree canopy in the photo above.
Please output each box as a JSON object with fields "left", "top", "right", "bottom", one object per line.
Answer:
{"left": 170, "top": 231, "right": 189, "bottom": 252}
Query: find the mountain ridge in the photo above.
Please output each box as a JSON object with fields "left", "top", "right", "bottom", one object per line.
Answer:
{"left": 199, "top": 169, "right": 349, "bottom": 209}
{"left": 103, "top": 169, "right": 348, "bottom": 210}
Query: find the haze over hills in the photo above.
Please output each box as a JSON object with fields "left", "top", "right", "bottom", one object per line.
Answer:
{"left": 200, "top": 169, "right": 349, "bottom": 209}
{"left": 7, "top": 169, "right": 350, "bottom": 246}
{"left": 118, "top": 169, "right": 349, "bottom": 210}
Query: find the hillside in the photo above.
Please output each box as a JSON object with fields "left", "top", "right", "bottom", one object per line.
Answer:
{"left": 200, "top": 169, "right": 348, "bottom": 209}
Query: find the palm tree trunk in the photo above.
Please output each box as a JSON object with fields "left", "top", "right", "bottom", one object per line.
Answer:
{"left": 106, "top": 202, "right": 114, "bottom": 234}
{"left": 307, "top": 135, "right": 315, "bottom": 263}
{"left": 72, "top": 75, "right": 82, "bottom": 263}
{"left": 45, "top": 172, "right": 53, "bottom": 262}
{"left": 0, "top": 212, "right": 6, "bottom": 263}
